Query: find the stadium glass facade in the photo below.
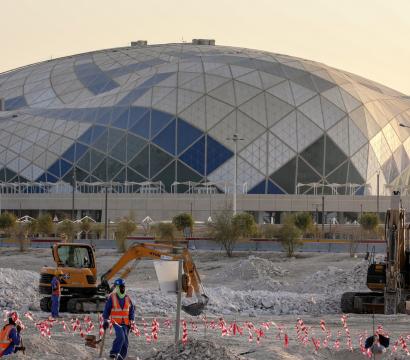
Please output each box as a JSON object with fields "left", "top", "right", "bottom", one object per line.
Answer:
{"left": 1, "top": 41, "right": 410, "bottom": 199}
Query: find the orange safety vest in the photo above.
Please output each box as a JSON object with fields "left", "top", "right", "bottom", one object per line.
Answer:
{"left": 52, "top": 277, "right": 61, "bottom": 296}
{"left": 110, "top": 293, "right": 131, "bottom": 326}
{"left": 0, "top": 324, "right": 13, "bottom": 356}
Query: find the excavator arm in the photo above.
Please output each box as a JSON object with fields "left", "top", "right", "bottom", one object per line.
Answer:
{"left": 99, "top": 243, "right": 208, "bottom": 316}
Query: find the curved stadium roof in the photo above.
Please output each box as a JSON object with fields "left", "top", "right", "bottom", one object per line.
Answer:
{"left": 1, "top": 41, "right": 410, "bottom": 195}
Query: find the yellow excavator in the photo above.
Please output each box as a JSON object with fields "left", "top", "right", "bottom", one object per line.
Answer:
{"left": 341, "top": 191, "right": 410, "bottom": 314}
{"left": 39, "top": 242, "right": 208, "bottom": 316}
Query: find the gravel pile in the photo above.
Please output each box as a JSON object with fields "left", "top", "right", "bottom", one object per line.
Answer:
{"left": 129, "top": 260, "right": 369, "bottom": 316}
{"left": 146, "top": 339, "right": 244, "bottom": 360}
{"left": 218, "top": 256, "right": 289, "bottom": 281}
{"left": 298, "top": 261, "right": 368, "bottom": 294}
{"left": 0, "top": 267, "right": 40, "bottom": 311}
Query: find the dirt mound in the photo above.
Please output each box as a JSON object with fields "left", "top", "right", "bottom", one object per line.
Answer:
{"left": 146, "top": 339, "right": 243, "bottom": 360}
{"left": 298, "top": 261, "right": 368, "bottom": 295}
{"left": 12, "top": 333, "right": 93, "bottom": 359}
{"left": 218, "top": 256, "right": 288, "bottom": 281}
{"left": 0, "top": 267, "right": 40, "bottom": 311}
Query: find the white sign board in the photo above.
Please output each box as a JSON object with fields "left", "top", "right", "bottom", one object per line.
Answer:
{"left": 153, "top": 260, "right": 179, "bottom": 293}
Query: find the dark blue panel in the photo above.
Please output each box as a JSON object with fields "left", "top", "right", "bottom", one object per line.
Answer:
{"left": 81, "top": 108, "right": 99, "bottom": 123}
{"left": 179, "top": 137, "right": 205, "bottom": 175}
{"left": 153, "top": 120, "right": 176, "bottom": 155}
{"left": 95, "top": 108, "right": 112, "bottom": 125}
{"left": 106, "top": 59, "right": 167, "bottom": 77}
{"left": 47, "top": 161, "right": 61, "bottom": 178}
{"left": 88, "top": 78, "right": 118, "bottom": 94}
{"left": 74, "top": 62, "right": 119, "bottom": 95}
{"left": 177, "top": 119, "right": 203, "bottom": 154}
{"left": 60, "top": 159, "right": 72, "bottom": 177}
{"left": 36, "top": 172, "right": 59, "bottom": 183}
{"left": 128, "top": 107, "right": 148, "bottom": 128}
{"left": 355, "top": 186, "right": 365, "bottom": 196}
{"left": 78, "top": 128, "right": 93, "bottom": 144}
{"left": 47, "top": 159, "right": 72, "bottom": 178}
{"left": 151, "top": 110, "right": 174, "bottom": 138}
{"left": 249, "top": 180, "right": 266, "bottom": 194}
{"left": 267, "top": 181, "right": 285, "bottom": 194}
{"left": 129, "top": 112, "right": 150, "bottom": 138}
{"left": 111, "top": 107, "right": 129, "bottom": 128}
{"left": 116, "top": 88, "right": 147, "bottom": 107}
{"left": 5, "top": 96, "right": 27, "bottom": 110}
{"left": 206, "top": 135, "right": 233, "bottom": 174}
{"left": 75, "top": 143, "right": 88, "bottom": 161}
{"left": 62, "top": 145, "right": 76, "bottom": 162}
{"left": 116, "top": 72, "right": 174, "bottom": 106}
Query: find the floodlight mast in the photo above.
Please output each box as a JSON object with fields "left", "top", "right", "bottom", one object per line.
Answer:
{"left": 226, "top": 134, "right": 244, "bottom": 215}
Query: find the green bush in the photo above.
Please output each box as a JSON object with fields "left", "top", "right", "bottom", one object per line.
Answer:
{"left": 278, "top": 215, "right": 303, "bottom": 257}
{"left": 359, "top": 213, "right": 379, "bottom": 232}
{"left": 172, "top": 213, "right": 194, "bottom": 237}
{"left": 293, "top": 212, "right": 314, "bottom": 234}
{"left": 208, "top": 211, "right": 257, "bottom": 257}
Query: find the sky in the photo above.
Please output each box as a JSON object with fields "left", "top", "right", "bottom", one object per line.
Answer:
{"left": 2, "top": 0, "right": 410, "bottom": 94}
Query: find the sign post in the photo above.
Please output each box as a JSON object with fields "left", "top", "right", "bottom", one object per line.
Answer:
{"left": 175, "top": 259, "right": 183, "bottom": 345}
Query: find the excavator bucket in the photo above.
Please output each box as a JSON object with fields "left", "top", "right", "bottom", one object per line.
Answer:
{"left": 182, "top": 295, "right": 209, "bottom": 316}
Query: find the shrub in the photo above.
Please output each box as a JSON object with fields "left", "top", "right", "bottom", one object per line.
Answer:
{"left": 115, "top": 218, "right": 136, "bottom": 252}
{"left": 57, "top": 220, "right": 77, "bottom": 242}
{"left": 293, "top": 212, "right": 314, "bottom": 235}
{"left": 208, "top": 211, "right": 257, "bottom": 257}
{"left": 172, "top": 213, "right": 194, "bottom": 238}
{"left": 154, "top": 223, "right": 177, "bottom": 245}
{"left": 278, "top": 215, "right": 302, "bottom": 257}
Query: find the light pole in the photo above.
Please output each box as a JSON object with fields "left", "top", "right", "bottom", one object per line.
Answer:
{"left": 71, "top": 167, "right": 76, "bottom": 221}
{"left": 376, "top": 171, "right": 380, "bottom": 217}
{"left": 103, "top": 184, "right": 111, "bottom": 240}
{"left": 226, "top": 133, "right": 244, "bottom": 215}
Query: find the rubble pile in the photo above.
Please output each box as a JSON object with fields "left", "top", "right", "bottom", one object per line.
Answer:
{"left": 0, "top": 267, "right": 40, "bottom": 311}
{"left": 218, "top": 256, "right": 289, "bottom": 281}
{"left": 298, "top": 261, "right": 369, "bottom": 295}
{"left": 147, "top": 339, "right": 244, "bottom": 360}
{"left": 130, "top": 260, "right": 369, "bottom": 316}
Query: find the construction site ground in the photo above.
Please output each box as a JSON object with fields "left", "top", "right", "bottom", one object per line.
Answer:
{"left": 1, "top": 247, "right": 409, "bottom": 359}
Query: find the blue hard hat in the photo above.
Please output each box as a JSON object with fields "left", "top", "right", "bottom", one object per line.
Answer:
{"left": 114, "top": 278, "right": 125, "bottom": 286}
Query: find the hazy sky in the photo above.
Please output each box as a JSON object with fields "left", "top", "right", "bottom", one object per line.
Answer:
{"left": 2, "top": 0, "right": 410, "bottom": 94}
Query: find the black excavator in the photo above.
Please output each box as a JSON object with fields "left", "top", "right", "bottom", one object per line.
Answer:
{"left": 341, "top": 191, "right": 410, "bottom": 314}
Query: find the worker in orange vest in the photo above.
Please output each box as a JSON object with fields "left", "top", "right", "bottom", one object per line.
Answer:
{"left": 0, "top": 312, "right": 24, "bottom": 357}
{"left": 103, "top": 278, "right": 135, "bottom": 359}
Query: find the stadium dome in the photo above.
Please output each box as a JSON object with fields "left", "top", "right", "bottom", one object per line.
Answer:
{"left": 1, "top": 41, "right": 410, "bottom": 195}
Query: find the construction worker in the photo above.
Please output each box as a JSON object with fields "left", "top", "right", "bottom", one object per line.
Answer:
{"left": 103, "top": 278, "right": 135, "bottom": 359}
{"left": 0, "top": 312, "right": 24, "bottom": 357}
{"left": 365, "top": 332, "right": 389, "bottom": 356}
{"left": 50, "top": 271, "right": 63, "bottom": 318}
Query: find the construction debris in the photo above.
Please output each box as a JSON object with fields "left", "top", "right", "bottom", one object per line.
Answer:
{"left": 146, "top": 339, "right": 244, "bottom": 360}
{"left": 0, "top": 267, "right": 40, "bottom": 311}
{"left": 218, "top": 256, "right": 289, "bottom": 281}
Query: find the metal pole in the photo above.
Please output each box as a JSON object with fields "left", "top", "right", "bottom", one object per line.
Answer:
{"left": 376, "top": 171, "right": 380, "bottom": 217}
{"left": 71, "top": 167, "right": 76, "bottom": 220}
{"left": 175, "top": 259, "right": 183, "bottom": 345}
{"left": 233, "top": 136, "right": 238, "bottom": 215}
{"left": 321, "top": 196, "right": 325, "bottom": 235}
{"left": 104, "top": 187, "right": 108, "bottom": 240}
